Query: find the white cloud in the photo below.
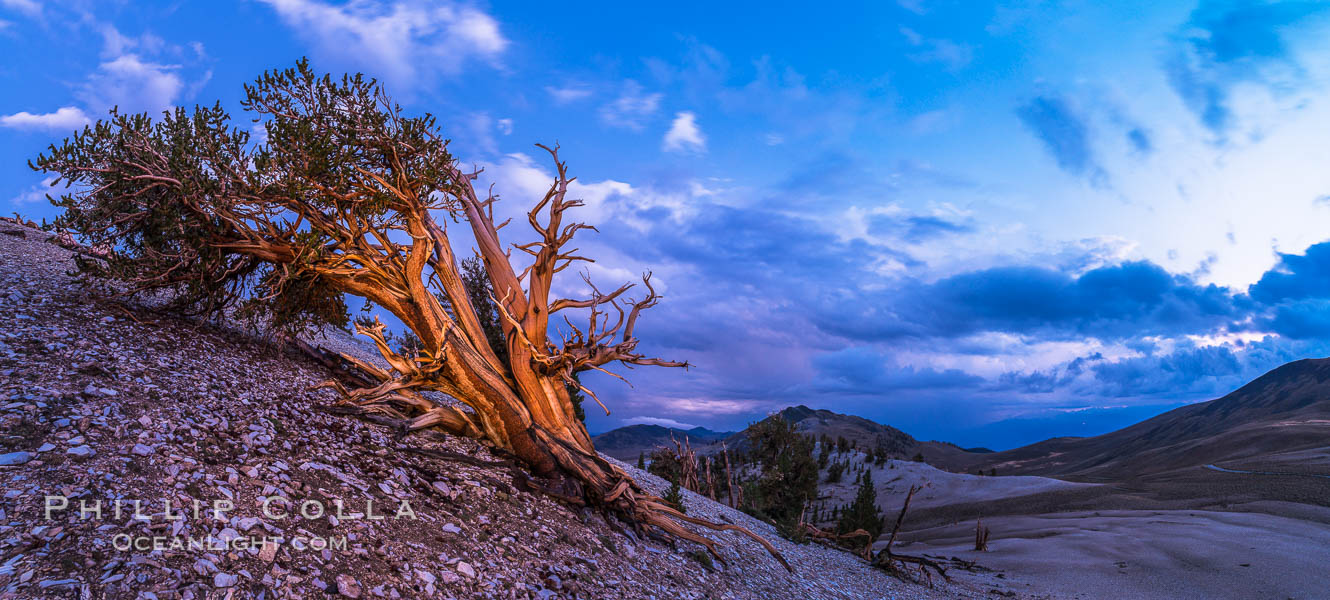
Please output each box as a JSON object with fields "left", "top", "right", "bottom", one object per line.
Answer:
{"left": 460, "top": 112, "right": 508, "bottom": 154}
{"left": 662, "top": 111, "right": 706, "bottom": 153}
{"left": 622, "top": 416, "right": 698, "bottom": 429}
{"left": 545, "top": 85, "right": 592, "bottom": 104}
{"left": 478, "top": 152, "right": 705, "bottom": 234}
{"left": 10, "top": 176, "right": 60, "bottom": 206}
{"left": 899, "top": 26, "right": 923, "bottom": 46}
{"left": 80, "top": 54, "right": 184, "bottom": 116}
{"left": 0, "top": 0, "right": 40, "bottom": 18}
{"left": 3, "top": 24, "right": 205, "bottom": 133}
{"left": 258, "top": 0, "right": 507, "bottom": 93}
{"left": 599, "top": 80, "right": 661, "bottom": 130}
{"left": 0, "top": 106, "right": 90, "bottom": 131}
{"left": 899, "top": 26, "right": 972, "bottom": 71}
{"left": 481, "top": 152, "right": 634, "bottom": 226}
{"left": 99, "top": 25, "right": 168, "bottom": 59}
{"left": 664, "top": 398, "right": 754, "bottom": 415}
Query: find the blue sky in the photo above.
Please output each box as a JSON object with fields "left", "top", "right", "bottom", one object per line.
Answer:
{"left": 6, "top": 1, "right": 1330, "bottom": 449}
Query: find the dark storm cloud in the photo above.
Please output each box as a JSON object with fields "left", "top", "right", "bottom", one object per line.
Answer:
{"left": 1248, "top": 241, "right": 1330, "bottom": 304}
{"left": 1246, "top": 241, "right": 1330, "bottom": 338}
{"left": 840, "top": 260, "right": 1242, "bottom": 343}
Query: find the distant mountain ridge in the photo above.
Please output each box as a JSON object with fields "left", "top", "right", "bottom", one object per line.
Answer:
{"left": 591, "top": 424, "right": 732, "bottom": 460}
{"left": 720, "top": 405, "right": 978, "bottom": 468}
{"left": 595, "top": 405, "right": 981, "bottom": 468}
{"left": 597, "top": 355, "right": 1330, "bottom": 479}
{"left": 965, "top": 358, "right": 1330, "bottom": 478}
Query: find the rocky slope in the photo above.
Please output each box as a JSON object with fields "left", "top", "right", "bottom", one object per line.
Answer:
{"left": 0, "top": 220, "right": 1026, "bottom": 599}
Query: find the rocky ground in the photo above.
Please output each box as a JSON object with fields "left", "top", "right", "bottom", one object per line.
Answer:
{"left": 0, "top": 220, "right": 1033, "bottom": 599}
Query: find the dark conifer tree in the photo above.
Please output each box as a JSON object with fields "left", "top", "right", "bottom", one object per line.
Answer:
{"left": 837, "top": 470, "right": 884, "bottom": 540}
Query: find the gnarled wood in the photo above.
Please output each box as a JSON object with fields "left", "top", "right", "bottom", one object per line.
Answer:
{"left": 35, "top": 62, "right": 787, "bottom": 572}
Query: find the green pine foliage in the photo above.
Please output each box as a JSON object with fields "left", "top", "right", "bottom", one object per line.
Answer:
{"left": 826, "top": 461, "right": 845, "bottom": 483}
{"left": 837, "top": 470, "right": 885, "bottom": 540}
{"left": 662, "top": 479, "right": 687, "bottom": 514}
{"left": 741, "top": 415, "right": 818, "bottom": 533}
{"left": 646, "top": 446, "right": 684, "bottom": 483}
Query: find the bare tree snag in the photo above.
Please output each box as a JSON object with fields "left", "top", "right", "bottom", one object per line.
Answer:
{"left": 974, "top": 518, "right": 990, "bottom": 552}
{"left": 723, "top": 442, "right": 739, "bottom": 509}
{"left": 33, "top": 60, "right": 787, "bottom": 571}
{"left": 703, "top": 455, "right": 717, "bottom": 501}
{"left": 874, "top": 485, "right": 948, "bottom": 582}
{"left": 668, "top": 433, "right": 701, "bottom": 492}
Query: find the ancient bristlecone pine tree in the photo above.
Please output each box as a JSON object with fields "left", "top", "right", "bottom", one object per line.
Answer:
{"left": 32, "top": 60, "right": 786, "bottom": 568}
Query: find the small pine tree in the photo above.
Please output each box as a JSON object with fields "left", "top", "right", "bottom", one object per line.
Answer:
{"left": 837, "top": 470, "right": 885, "bottom": 540}
{"left": 637, "top": 452, "right": 646, "bottom": 469}
{"left": 663, "top": 479, "right": 686, "bottom": 514}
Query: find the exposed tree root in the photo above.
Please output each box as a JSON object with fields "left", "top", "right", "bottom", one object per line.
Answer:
{"left": 799, "top": 522, "right": 875, "bottom": 559}
{"left": 301, "top": 340, "right": 793, "bottom": 573}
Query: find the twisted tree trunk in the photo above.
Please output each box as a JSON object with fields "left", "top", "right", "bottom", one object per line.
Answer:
{"left": 33, "top": 63, "right": 788, "bottom": 570}
{"left": 311, "top": 148, "right": 787, "bottom": 568}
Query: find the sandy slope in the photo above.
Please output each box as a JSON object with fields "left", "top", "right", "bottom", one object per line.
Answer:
{"left": 817, "top": 450, "right": 1330, "bottom": 599}
{"left": 900, "top": 508, "right": 1330, "bottom": 600}
{"left": 814, "top": 451, "right": 1094, "bottom": 515}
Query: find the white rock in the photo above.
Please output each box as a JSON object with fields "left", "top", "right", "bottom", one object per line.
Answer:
{"left": 66, "top": 445, "right": 95, "bottom": 458}
{"left": 214, "top": 573, "right": 238, "bottom": 588}
{"left": 456, "top": 562, "right": 476, "bottom": 579}
{"left": 131, "top": 444, "right": 154, "bottom": 456}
